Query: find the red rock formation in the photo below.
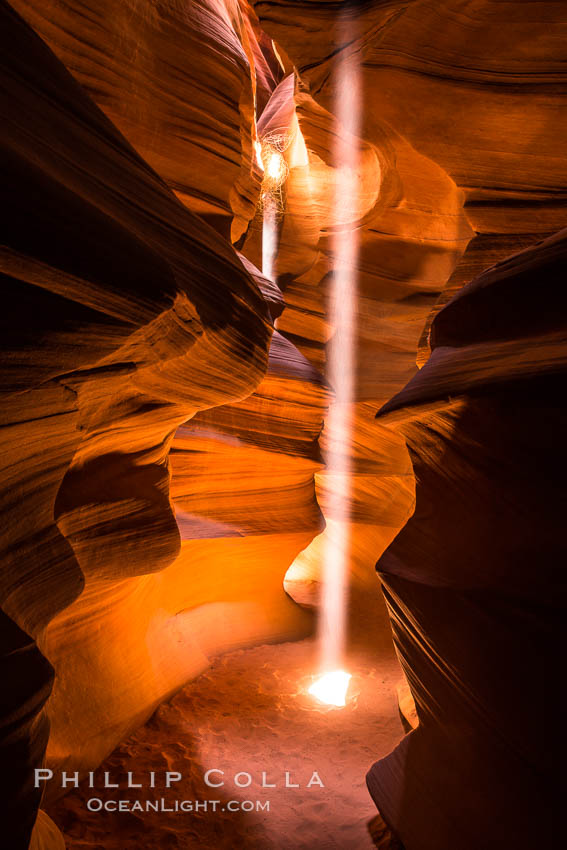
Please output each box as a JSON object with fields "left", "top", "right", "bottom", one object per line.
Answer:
{"left": 248, "top": 2, "right": 567, "bottom": 846}
{"left": 367, "top": 231, "right": 566, "bottom": 849}
{"left": 251, "top": 0, "right": 567, "bottom": 323}
{"left": 10, "top": 0, "right": 279, "bottom": 240}
{"left": 0, "top": 2, "right": 277, "bottom": 844}
{"left": 0, "top": 612, "right": 54, "bottom": 848}
{"left": 243, "top": 19, "right": 474, "bottom": 607}
{"left": 2, "top": 0, "right": 567, "bottom": 847}
{"left": 42, "top": 325, "right": 328, "bottom": 781}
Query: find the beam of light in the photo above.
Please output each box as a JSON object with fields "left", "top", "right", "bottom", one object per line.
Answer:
{"left": 262, "top": 193, "right": 277, "bottom": 283}
{"left": 316, "top": 11, "right": 361, "bottom": 683}
{"left": 260, "top": 137, "right": 290, "bottom": 283}
{"left": 308, "top": 670, "right": 352, "bottom": 707}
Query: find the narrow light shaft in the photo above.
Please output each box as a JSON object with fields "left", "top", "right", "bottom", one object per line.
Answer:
{"left": 318, "top": 14, "right": 361, "bottom": 674}
{"left": 262, "top": 194, "right": 277, "bottom": 283}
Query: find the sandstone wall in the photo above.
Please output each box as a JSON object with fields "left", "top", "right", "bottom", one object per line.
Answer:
{"left": 368, "top": 231, "right": 566, "bottom": 849}
{"left": 1, "top": 3, "right": 320, "bottom": 845}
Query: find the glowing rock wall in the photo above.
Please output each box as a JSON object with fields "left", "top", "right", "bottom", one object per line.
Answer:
{"left": 1, "top": 2, "right": 320, "bottom": 845}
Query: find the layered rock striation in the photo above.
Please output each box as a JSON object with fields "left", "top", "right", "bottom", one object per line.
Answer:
{"left": 1, "top": 2, "right": 314, "bottom": 845}
{"left": 2, "top": 1, "right": 567, "bottom": 848}
{"left": 249, "top": 2, "right": 567, "bottom": 845}
{"left": 10, "top": 0, "right": 282, "bottom": 241}
{"left": 367, "top": 231, "right": 567, "bottom": 849}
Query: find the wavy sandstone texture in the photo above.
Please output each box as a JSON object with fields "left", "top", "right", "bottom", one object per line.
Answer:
{"left": 2, "top": 1, "right": 567, "bottom": 848}
{"left": 9, "top": 0, "right": 281, "bottom": 241}
{"left": 251, "top": 0, "right": 567, "bottom": 323}
{"left": 1, "top": 2, "right": 312, "bottom": 846}
{"left": 367, "top": 231, "right": 566, "bottom": 850}
{"left": 247, "top": 1, "right": 567, "bottom": 846}
{"left": 240, "top": 66, "right": 470, "bottom": 612}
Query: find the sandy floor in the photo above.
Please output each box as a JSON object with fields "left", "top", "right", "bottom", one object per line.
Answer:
{"left": 48, "top": 591, "right": 404, "bottom": 849}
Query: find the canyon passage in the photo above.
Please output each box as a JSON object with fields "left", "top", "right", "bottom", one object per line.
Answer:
{"left": 1, "top": 2, "right": 565, "bottom": 849}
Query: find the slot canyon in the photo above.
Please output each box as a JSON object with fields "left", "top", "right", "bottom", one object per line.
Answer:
{"left": 1, "top": 1, "right": 565, "bottom": 848}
